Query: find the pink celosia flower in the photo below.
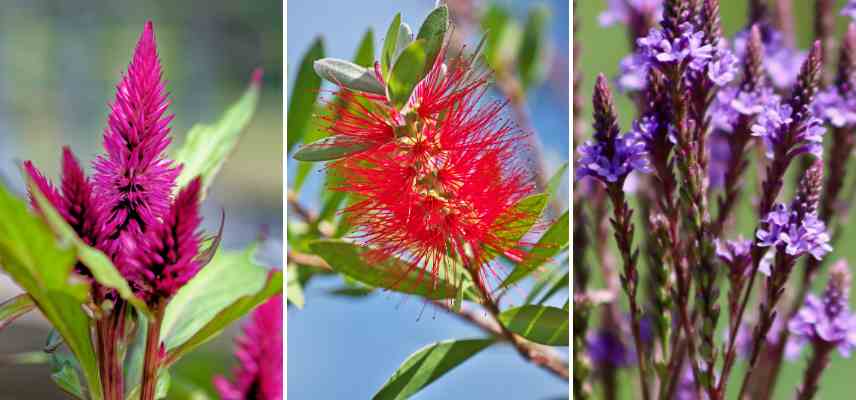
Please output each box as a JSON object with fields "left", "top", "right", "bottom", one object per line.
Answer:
{"left": 93, "top": 21, "right": 179, "bottom": 257}
{"left": 214, "top": 294, "right": 283, "bottom": 400}
{"left": 24, "top": 147, "right": 105, "bottom": 276}
{"left": 123, "top": 178, "right": 203, "bottom": 304}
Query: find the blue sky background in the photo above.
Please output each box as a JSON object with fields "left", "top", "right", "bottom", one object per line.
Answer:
{"left": 287, "top": 1, "right": 569, "bottom": 399}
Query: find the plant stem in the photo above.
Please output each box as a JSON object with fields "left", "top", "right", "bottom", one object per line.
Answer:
{"left": 140, "top": 301, "right": 166, "bottom": 400}
{"left": 796, "top": 342, "right": 833, "bottom": 400}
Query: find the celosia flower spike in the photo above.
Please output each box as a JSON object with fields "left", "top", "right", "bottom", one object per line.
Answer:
{"left": 214, "top": 295, "right": 284, "bottom": 400}
{"left": 93, "top": 21, "right": 179, "bottom": 254}
{"left": 124, "top": 178, "right": 203, "bottom": 304}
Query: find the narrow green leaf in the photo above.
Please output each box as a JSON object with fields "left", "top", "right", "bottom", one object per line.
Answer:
{"left": 174, "top": 72, "right": 262, "bottom": 196}
{"left": 50, "top": 352, "right": 85, "bottom": 400}
{"left": 287, "top": 38, "right": 324, "bottom": 153}
{"left": 394, "top": 23, "right": 415, "bottom": 62}
{"left": 416, "top": 5, "right": 449, "bottom": 68}
{"left": 498, "top": 305, "right": 568, "bottom": 346}
{"left": 287, "top": 264, "right": 305, "bottom": 308}
{"left": 354, "top": 29, "right": 376, "bottom": 68}
{"left": 535, "top": 271, "right": 569, "bottom": 305}
{"left": 381, "top": 13, "right": 402, "bottom": 77}
{"left": 481, "top": 4, "right": 521, "bottom": 70}
{"left": 486, "top": 193, "right": 547, "bottom": 263}
{"left": 314, "top": 58, "right": 385, "bottom": 94}
{"left": 29, "top": 180, "right": 150, "bottom": 315}
{"left": 501, "top": 211, "right": 569, "bottom": 288}
{"left": 328, "top": 286, "right": 375, "bottom": 298}
{"left": 0, "top": 183, "right": 102, "bottom": 399}
{"left": 373, "top": 339, "right": 494, "bottom": 400}
{"left": 386, "top": 39, "right": 428, "bottom": 110}
{"left": 293, "top": 134, "right": 372, "bottom": 161}
{"left": 545, "top": 162, "right": 569, "bottom": 204}
{"left": 517, "top": 5, "right": 551, "bottom": 90}
{"left": 309, "top": 239, "right": 471, "bottom": 300}
{"left": 0, "top": 294, "right": 34, "bottom": 331}
{"left": 164, "top": 268, "right": 282, "bottom": 366}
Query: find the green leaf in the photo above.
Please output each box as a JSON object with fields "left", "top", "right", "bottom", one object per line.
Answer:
{"left": 481, "top": 4, "right": 521, "bottom": 71}
{"left": 381, "top": 13, "right": 402, "bottom": 76}
{"left": 501, "top": 211, "right": 569, "bottom": 288}
{"left": 373, "top": 339, "right": 494, "bottom": 400}
{"left": 395, "top": 23, "right": 415, "bottom": 63}
{"left": 162, "top": 247, "right": 282, "bottom": 365}
{"left": 287, "top": 264, "right": 305, "bottom": 308}
{"left": 292, "top": 134, "right": 372, "bottom": 161}
{"left": 498, "top": 305, "right": 568, "bottom": 346}
{"left": 386, "top": 39, "right": 428, "bottom": 110}
{"left": 486, "top": 193, "right": 547, "bottom": 263}
{"left": 174, "top": 71, "right": 262, "bottom": 196}
{"left": 314, "top": 58, "right": 385, "bottom": 94}
{"left": 535, "top": 270, "right": 569, "bottom": 305}
{"left": 545, "top": 162, "right": 569, "bottom": 204}
{"left": 286, "top": 38, "right": 324, "bottom": 153}
{"left": 0, "top": 183, "right": 102, "bottom": 399}
{"left": 126, "top": 370, "right": 171, "bottom": 400}
{"left": 517, "top": 5, "right": 551, "bottom": 90}
{"left": 50, "top": 352, "right": 85, "bottom": 399}
{"left": 161, "top": 244, "right": 275, "bottom": 352}
{"left": 416, "top": 5, "right": 449, "bottom": 68}
{"left": 328, "top": 286, "right": 375, "bottom": 298}
{"left": 354, "top": 29, "right": 376, "bottom": 68}
{"left": 309, "top": 239, "right": 471, "bottom": 300}
{"left": 0, "top": 294, "right": 34, "bottom": 331}
{"left": 29, "top": 180, "right": 150, "bottom": 315}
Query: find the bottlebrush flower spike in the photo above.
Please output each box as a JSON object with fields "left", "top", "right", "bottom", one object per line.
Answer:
{"left": 214, "top": 294, "right": 283, "bottom": 400}
{"left": 93, "top": 21, "right": 179, "bottom": 255}
{"left": 123, "top": 178, "right": 203, "bottom": 304}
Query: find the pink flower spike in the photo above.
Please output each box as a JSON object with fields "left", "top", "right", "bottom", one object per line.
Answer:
{"left": 60, "top": 147, "right": 104, "bottom": 248}
{"left": 125, "top": 177, "right": 203, "bottom": 304}
{"left": 214, "top": 294, "right": 283, "bottom": 400}
{"left": 93, "top": 20, "right": 179, "bottom": 254}
{"left": 23, "top": 160, "right": 65, "bottom": 219}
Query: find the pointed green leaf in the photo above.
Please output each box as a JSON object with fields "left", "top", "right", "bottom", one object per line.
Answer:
{"left": 292, "top": 134, "right": 373, "bottom": 161}
{"left": 354, "top": 29, "right": 376, "bottom": 68}
{"left": 0, "top": 294, "right": 34, "bottom": 331}
{"left": 517, "top": 5, "right": 551, "bottom": 90}
{"left": 501, "top": 211, "right": 569, "bottom": 288}
{"left": 29, "top": 179, "right": 150, "bottom": 315}
{"left": 381, "top": 13, "right": 402, "bottom": 76}
{"left": 395, "top": 23, "right": 414, "bottom": 62}
{"left": 545, "top": 162, "right": 569, "bottom": 203}
{"left": 498, "top": 305, "right": 568, "bottom": 346}
{"left": 314, "top": 58, "right": 385, "bottom": 94}
{"left": 416, "top": 5, "right": 449, "bottom": 67}
{"left": 50, "top": 352, "right": 85, "bottom": 399}
{"left": 287, "top": 38, "right": 324, "bottom": 153}
{"left": 0, "top": 183, "right": 102, "bottom": 399}
{"left": 373, "top": 339, "right": 494, "bottom": 400}
{"left": 162, "top": 244, "right": 282, "bottom": 365}
{"left": 485, "top": 193, "right": 547, "bottom": 263}
{"left": 386, "top": 39, "right": 428, "bottom": 110}
{"left": 309, "top": 239, "right": 473, "bottom": 300}
{"left": 174, "top": 72, "right": 262, "bottom": 196}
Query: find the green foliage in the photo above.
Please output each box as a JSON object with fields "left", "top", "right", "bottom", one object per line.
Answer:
{"left": 174, "top": 73, "right": 263, "bottom": 196}
{"left": 373, "top": 339, "right": 495, "bottom": 400}
{"left": 0, "top": 183, "right": 102, "bottom": 399}
{"left": 481, "top": 4, "right": 521, "bottom": 71}
{"left": 313, "top": 57, "right": 385, "bottom": 94}
{"left": 498, "top": 305, "right": 568, "bottom": 346}
{"left": 287, "top": 264, "right": 305, "bottom": 308}
{"left": 381, "top": 13, "right": 403, "bottom": 77}
{"left": 310, "top": 239, "right": 475, "bottom": 300}
{"left": 50, "top": 351, "right": 86, "bottom": 399}
{"left": 415, "top": 5, "right": 448, "bottom": 74}
{"left": 292, "top": 135, "right": 372, "bottom": 161}
{"left": 518, "top": 4, "right": 551, "bottom": 90}
{"left": 0, "top": 293, "right": 34, "bottom": 331}
{"left": 286, "top": 38, "right": 324, "bottom": 153}
{"left": 502, "top": 211, "right": 569, "bottom": 288}
{"left": 386, "top": 39, "right": 428, "bottom": 110}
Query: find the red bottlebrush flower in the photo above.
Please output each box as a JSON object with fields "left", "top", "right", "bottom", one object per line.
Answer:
{"left": 332, "top": 71, "right": 535, "bottom": 290}
{"left": 409, "top": 52, "right": 487, "bottom": 120}
{"left": 123, "top": 178, "right": 203, "bottom": 304}
{"left": 93, "top": 20, "right": 179, "bottom": 254}
{"left": 214, "top": 294, "right": 283, "bottom": 400}
{"left": 24, "top": 147, "right": 105, "bottom": 276}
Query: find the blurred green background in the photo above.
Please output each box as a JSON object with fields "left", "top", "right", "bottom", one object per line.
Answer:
{"left": 0, "top": 1, "right": 282, "bottom": 398}
{"left": 577, "top": 0, "right": 856, "bottom": 399}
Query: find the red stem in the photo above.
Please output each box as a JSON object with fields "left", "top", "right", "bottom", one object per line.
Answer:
{"left": 140, "top": 302, "right": 165, "bottom": 400}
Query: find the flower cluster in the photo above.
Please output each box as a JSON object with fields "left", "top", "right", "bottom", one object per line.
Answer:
{"left": 751, "top": 101, "right": 826, "bottom": 160}
{"left": 756, "top": 203, "right": 831, "bottom": 262}
{"left": 789, "top": 261, "right": 856, "bottom": 357}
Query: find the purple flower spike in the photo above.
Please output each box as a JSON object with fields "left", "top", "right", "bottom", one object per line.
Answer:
{"left": 124, "top": 178, "right": 203, "bottom": 304}
{"left": 789, "top": 261, "right": 856, "bottom": 357}
{"left": 756, "top": 203, "right": 832, "bottom": 261}
{"left": 733, "top": 26, "right": 806, "bottom": 89}
{"left": 637, "top": 23, "right": 714, "bottom": 71}
{"left": 215, "top": 294, "right": 284, "bottom": 400}
{"left": 599, "top": 0, "right": 663, "bottom": 27}
{"left": 715, "top": 237, "right": 752, "bottom": 275}
{"left": 93, "top": 21, "right": 180, "bottom": 254}
{"left": 750, "top": 101, "right": 825, "bottom": 160}
{"left": 814, "top": 88, "right": 856, "bottom": 127}
{"left": 707, "top": 47, "right": 738, "bottom": 86}
{"left": 587, "top": 329, "right": 633, "bottom": 368}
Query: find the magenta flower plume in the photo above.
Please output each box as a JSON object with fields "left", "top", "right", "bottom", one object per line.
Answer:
{"left": 214, "top": 294, "right": 283, "bottom": 400}
{"left": 93, "top": 21, "right": 179, "bottom": 255}
{"left": 24, "top": 147, "right": 105, "bottom": 276}
{"left": 124, "top": 178, "right": 203, "bottom": 304}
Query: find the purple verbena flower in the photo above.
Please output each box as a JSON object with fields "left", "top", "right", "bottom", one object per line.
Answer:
{"left": 707, "top": 132, "right": 730, "bottom": 188}
{"left": 93, "top": 21, "right": 180, "bottom": 257}
{"left": 733, "top": 26, "right": 806, "bottom": 89}
{"left": 214, "top": 294, "right": 284, "bottom": 400}
{"left": 576, "top": 133, "right": 650, "bottom": 184}
{"left": 707, "top": 47, "right": 739, "bottom": 86}
{"left": 750, "top": 100, "right": 825, "bottom": 160}
{"left": 617, "top": 52, "right": 649, "bottom": 92}
{"left": 587, "top": 329, "right": 633, "bottom": 368}
{"left": 756, "top": 203, "right": 832, "bottom": 262}
{"left": 714, "top": 237, "right": 752, "bottom": 276}
{"left": 789, "top": 261, "right": 856, "bottom": 357}
{"left": 599, "top": 0, "right": 663, "bottom": 27}
{"left": 637, "top": 22, "right": 714, "bottom": 71}
{"left": 814, "top": 88, "right": 856, "bottom": 127}
{"left": 123, "top": 178, "right": 203, "bottom": 304}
